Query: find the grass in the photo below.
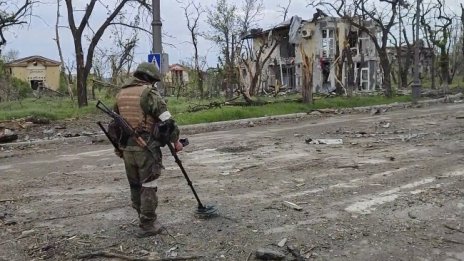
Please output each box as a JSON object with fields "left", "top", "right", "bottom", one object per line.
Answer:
{"left": 0, "top": 97, "right": 113, "bottom": 121}
{"left": 174, "top": 95, "right": 412, "bottom": 125}
{"left": 0, "top": 94, "right": 412, "bottom": 125}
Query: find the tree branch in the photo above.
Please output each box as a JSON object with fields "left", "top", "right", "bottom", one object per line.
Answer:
{"left": 109, "top": 22, "right": 152, "bottom": 35}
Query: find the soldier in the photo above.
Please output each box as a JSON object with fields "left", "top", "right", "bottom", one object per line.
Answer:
{"left": 113, "top": 62, "right": 183, "bottom": 238}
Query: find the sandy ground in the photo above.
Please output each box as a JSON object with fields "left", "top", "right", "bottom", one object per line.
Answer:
{"left": 1, "top": 102, "right": 464, "bottom": 261}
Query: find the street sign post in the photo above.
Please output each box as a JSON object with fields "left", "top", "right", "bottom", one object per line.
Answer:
{"left": 148, "top": 53, "right": 161, "bottom": 70}
{"left": 148, "top": 53, "right": 169, "bottom": 74}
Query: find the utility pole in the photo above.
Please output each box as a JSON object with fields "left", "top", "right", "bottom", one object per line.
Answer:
{"left": 398, "top": 2, "right": 402, "bottom": 90}
{"left": 152, "top": 0, "right": 164, "bottom": 93}
{"left": 412, "top": 0, "right": 422, "bottom": 104}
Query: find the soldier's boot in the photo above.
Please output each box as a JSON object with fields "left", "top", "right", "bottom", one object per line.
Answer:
{"left": 136, "top": 184, "right": 161, "bottom": 238}
{"left": 137, "top": 220, "right": 164, "bottom": 238}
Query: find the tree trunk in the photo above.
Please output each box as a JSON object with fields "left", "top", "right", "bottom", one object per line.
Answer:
{"left": 302, "top": 53, "right": 313, "bottom": 104}
{"left": 431, "top": 52, "right": 436, "bottom": 89}
{"left": 440, "top": 51, "right": 450, "bottom": 93}
{"left": 197, "top": 70, "right": 203, "bottom": 99}
{"left": 379, "top": 50, "right": 393, "bottom": 97}
{"left": 346, "top": 47, "right": 355, "bottom": 97}
{"left": 55, "top": 0, "right": 73, "bottom": 101}
{"left": 75, "top": 44, "right": 88, "bottom": 107}
{"left": 400, "top": 49, "right": 411, "bottom": 88}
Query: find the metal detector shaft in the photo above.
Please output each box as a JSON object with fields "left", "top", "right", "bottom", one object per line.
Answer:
{"left": 166, "top": 142, "right": 205, "bottom": 209}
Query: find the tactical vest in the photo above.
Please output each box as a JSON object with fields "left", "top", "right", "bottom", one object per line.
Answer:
{"left": 116, "top": 85, "right": 155, "bottom": 132}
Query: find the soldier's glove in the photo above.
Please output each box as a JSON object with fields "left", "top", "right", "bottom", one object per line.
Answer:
{"left": 114, "top": 148, "right": 123, "bottom": 158}
{"left": 174, "top": 140, "right": 183, "bottom": 152}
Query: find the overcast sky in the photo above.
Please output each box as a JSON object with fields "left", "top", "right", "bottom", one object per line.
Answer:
{"left": 4, "top": 0, "right": 464, "bottom": 70}
{"left": 3, "top": 0, "right": 310, "bottom": 69}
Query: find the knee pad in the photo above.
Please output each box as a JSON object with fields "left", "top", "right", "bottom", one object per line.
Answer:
{"left": 142, "top": 180, "right": 158, "bottom": 190}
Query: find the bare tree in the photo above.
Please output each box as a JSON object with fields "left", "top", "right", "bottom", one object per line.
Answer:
{"left": 207, "top": 0, "right": 265, "bottom": 100}
{"left": 0, "top": 0, "right": 34, "bottom": 53}
{"left": 64, "top": 0, "right": 149, "bottom": 107}
{"left": 388, "top": 3, "right": 413, "bottom": 89}
{"left": 278, "top": 0, "right": 292, "bottom": 21}
{"left": 240, "top": 31, "right": 279, "bottom": 102}
{"left": 206, "top": 0, "right": 240, "bottom": 98}
{"left": 54, "top": 0, "right": 74, "bottom": 100}
{"left": 179, "top": 0, "right": 205, "bottom": 98}
{"left": 108, "top": 24, "right": 138, "bottom": 86}
{"left": 312, "top": 0, "right": 406, "bottom": 98}
{"left": 2, "top": 49, "right": 19, "bottom": 62}
{"left": 421, "top": 0, "right": 453, "bottom": 92}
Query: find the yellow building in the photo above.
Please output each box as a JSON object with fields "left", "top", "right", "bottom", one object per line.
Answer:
{"left": 5, "top": 55, "right": 61, "bottom": 91}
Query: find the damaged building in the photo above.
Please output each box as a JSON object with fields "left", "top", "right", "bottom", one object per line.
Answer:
{"left": 240, "top": 14, "right": 381, "bottom": 94}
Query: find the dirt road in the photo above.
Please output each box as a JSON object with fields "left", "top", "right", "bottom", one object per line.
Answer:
{"left": 1, "top": 102, "right": 464, "bottom": 261}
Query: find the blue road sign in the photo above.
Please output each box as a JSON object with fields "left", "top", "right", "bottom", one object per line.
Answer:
{"left": 148, "top": 53, "right": 161, "bottom": 69}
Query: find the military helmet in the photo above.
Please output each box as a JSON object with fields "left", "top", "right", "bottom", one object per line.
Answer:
{"left": 133, "top": 62, "right": 161, "bottom": 83}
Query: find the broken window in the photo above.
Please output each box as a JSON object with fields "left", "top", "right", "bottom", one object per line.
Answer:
{"left": 321, "top": 28, "right": 335, "bottom": 59}
{"left": 279, "top": 36, "right": 295, "bottom": 58}
{"left": 359, "top": 37, "right": 373, "bottom": 57}
{"left": 359, "top": 68, "right": 369, "bottom": 91}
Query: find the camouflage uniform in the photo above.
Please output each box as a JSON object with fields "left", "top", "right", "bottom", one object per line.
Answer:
{"left": 114, "top": 63, "right": 179, "bottom": 236}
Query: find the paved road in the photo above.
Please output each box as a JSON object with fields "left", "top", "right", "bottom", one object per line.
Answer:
{"left": 1, "top": 102, "right": 464, "bottom": 260}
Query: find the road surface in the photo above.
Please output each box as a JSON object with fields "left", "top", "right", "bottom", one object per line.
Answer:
{"left": 1, "top": 102, "right": 464, "bottom": 260}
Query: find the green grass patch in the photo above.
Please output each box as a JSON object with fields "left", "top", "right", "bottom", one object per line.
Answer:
{"left": 0, "top": 97, "right": 113, "bottom": 121}
{"left": 0, "top": 94, "right": 411, "bottom": 124}
{"left": 174, "top": 95, "right": 412, "bottom": 125}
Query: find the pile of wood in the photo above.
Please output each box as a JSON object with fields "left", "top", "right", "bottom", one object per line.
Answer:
{"left": 0, "top": 116, "right": 50, "bottom": 144}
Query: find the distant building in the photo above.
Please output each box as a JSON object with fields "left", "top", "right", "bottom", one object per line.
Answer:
{"left": 165, "top": 64, "right": 190, "bottom": 86}
{"left": 386, "top": 41, "right": 434, "bottom": 77}
{"left": 241, "top": 14, "right": 381, "bottom": 94}
{"left": 5, "top": 55, "right": 61, "bottom": 91}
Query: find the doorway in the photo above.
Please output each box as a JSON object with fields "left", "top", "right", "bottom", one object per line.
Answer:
{"left": 30, "top": 80, "right": 43, "bottom": 90}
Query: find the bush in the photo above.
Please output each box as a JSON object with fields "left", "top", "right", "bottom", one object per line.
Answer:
{"left": 11, "top": 77, "right": 32, "bottom": 99}
{"left": 58, "top": 72, "right": 68, "bottom": 94}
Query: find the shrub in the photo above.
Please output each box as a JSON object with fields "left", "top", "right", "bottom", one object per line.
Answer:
{"left": 11, "top": 77, "right": 32, "bottom": 99}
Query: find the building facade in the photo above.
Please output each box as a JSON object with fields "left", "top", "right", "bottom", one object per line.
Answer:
{"left": 5, "top": 56, "right": 61, "bottom": 91}
{"left": 241, "top": 15, "right": 381, "bottom": 94}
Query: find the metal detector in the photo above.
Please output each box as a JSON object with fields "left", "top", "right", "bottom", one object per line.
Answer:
{"left": 166, "top": 141, "right": 219, "bottom": 219}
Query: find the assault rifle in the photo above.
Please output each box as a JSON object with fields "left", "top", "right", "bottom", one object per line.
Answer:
{"left": 97, "top": 121, "right": 122, "bottom": 154}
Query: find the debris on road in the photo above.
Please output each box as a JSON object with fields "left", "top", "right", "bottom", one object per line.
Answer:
{"left": 287, "top": 245, "right": 305, "bottom": 261}
{"left": 277, "top": 238, "right": 287, "bottom": 247}
{"left": 283, "top": 201, "right": 303, "bottom": 211}
{"left": 255, "top": 248, "right": 285, "bottom": 260}
{"left": 380, "top": 121, "right": 391, "bottom": 128}
{"left": 75, "top": 250, "right": 203, "bottom": 260}
{"left": 443, "top": 224, "right": 464, "bottom": 234}
{"left": 306, "top": 138, "right": 343, "bottom": 145}
{"left": 0, "top": 129, "right": 18, "bottom": 143}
